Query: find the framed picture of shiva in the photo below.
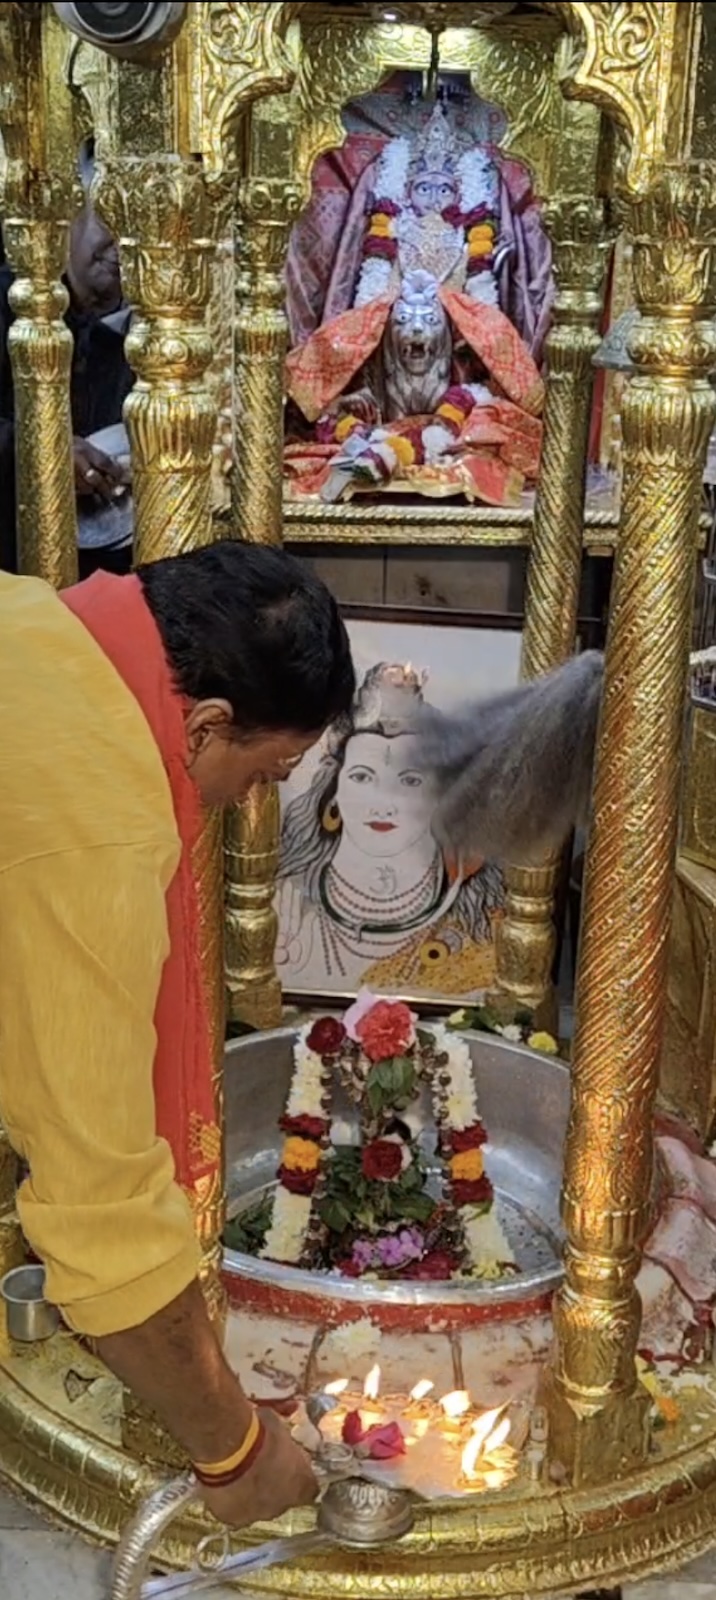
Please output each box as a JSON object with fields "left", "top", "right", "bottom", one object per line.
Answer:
{"left": 283, "top": 70, "right": 551, "bottom": 510}
{"left": 274, "top": 611, "right": 523, "bottom": 1007}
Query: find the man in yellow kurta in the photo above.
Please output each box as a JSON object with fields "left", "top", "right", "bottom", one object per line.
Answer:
{"left": 0, "top": 539, "right": 355, "bottom": 1526}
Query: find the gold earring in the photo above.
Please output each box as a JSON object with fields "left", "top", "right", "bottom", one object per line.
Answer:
{"left": 322, "top": 798, "right": 341, "bottom": 833}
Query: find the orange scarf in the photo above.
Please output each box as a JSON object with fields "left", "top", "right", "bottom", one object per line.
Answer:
{"left": 60, "top": 572, "right": 219, "bottom": 1197}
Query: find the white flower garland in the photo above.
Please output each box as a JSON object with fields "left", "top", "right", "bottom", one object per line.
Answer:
{"left": 261, "top": 1026, "right": 324, "bottom": 1263}
{"left": 286, "top": 1030, "right": 325, "bottom": 1119}
{"left": 430, "top": 1022, "right": 515, "bottom": 1273}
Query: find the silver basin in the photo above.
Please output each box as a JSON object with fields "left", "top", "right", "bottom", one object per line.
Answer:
{"left": 223, "top": 1028, "right": 570, "bottom": 1310}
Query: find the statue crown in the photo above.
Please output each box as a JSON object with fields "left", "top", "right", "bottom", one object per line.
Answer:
{"left": 409, "top": 103, "right": 457, "bottom": 181}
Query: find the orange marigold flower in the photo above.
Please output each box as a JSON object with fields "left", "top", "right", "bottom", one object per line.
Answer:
{"left": 282, "top": 1135, "right": 320, "bottom": 1173}
{"left": 451, "top": 1149, "right": 484, "bottom": 1183}
{"left": 386, "top": 434, "right": 415, "bottom": 468}
{"left": 335, "top": 413, "right": 361, "bottom": 443}
{"left": 370, "top": 212, "right": 394, "bottom": 230}
{"left": 368, "top": 218, "right": 392, "bottom": 238}
{"left": 468, "top": 223, "right": 494, "bottom": 249}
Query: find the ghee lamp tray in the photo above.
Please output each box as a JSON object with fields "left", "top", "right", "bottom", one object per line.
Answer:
{"left": 295, "top": 1371, "right": 529, "bottom": 1503}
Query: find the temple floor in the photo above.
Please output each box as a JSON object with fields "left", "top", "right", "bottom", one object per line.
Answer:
{"left": 0, "top": 1485, "right": 713, "bottom": 1600}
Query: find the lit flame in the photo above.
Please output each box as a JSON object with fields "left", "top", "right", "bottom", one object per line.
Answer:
{"left": 483, "top": 1416, "right": 511, "bottom": 1455}
{"left": 410, "top": 1379, "right": 434, "bottom": 1403}
{"left": 461, "top": 1409, "right": 512, "bottom": 1481}
{"left": 440, "top": 1389, "right": 471, "bottom": 1419}
{"left": 324, "top": 1378, "right": 349, "bottom": 1397}
{"left": 363, "top": 1364, "right": 381, "bottom": 1401}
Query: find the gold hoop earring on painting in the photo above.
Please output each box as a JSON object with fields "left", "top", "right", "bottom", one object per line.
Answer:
{"left": 322, "top": 798, "right": 341, "bottom": 833}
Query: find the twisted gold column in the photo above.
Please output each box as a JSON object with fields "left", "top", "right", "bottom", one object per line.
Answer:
{"left": 495, "top": 197, "right": 610, "bottom": 1017}
{"left": 226, "top": 177, "right": 301, "bottom": 1029}
{"left": 3, "top": 169, "right": 78, "bottom": 587}
{"left": 546, "top": 166, "right": 716, "bottom": 1485}
{"left": 98, "top": 156, "right": 225, "bottom": 1337}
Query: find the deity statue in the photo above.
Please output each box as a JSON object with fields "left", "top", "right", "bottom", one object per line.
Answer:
{"left": 285, "top": 100, "right": 545, "bottom": 507}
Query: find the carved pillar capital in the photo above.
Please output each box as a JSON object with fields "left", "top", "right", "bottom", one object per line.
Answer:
{"left": 548, "top": 164, "right": 716, "bottom": 1485}
{"left": 629, "top": 163, "right": 716, "bottom": 315}
{"left": 236, "top": 176, "right": 303, "bottom": 285}
{"left": 544, "top": 194, "right": 614, "bottom": 321}
{"left": 95, "top": 155, "right": 219, "bottom": 566}
{"left": 97, "top": 154, "right": 216, "bottom": 320}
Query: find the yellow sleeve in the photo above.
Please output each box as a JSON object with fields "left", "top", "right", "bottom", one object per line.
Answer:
{"left": 0, "top": 842, "right": 200, "bottom": 1338}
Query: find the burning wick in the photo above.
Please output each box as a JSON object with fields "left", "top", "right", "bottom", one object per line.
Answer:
{"left": 409, "top": 1379, "right": 434, "bottom": 1403}
{"left": 440, "top": 1389, "right": 471, "bottom": 1420}
{"left": 461, "top": 1407, "right": 513, "bottom": 1483}
{"left": 363, "top": 1364, "right": 381, "bottom": 1401}
{"left": 324, "top": 1378, "right": 349, "bottom": 1396}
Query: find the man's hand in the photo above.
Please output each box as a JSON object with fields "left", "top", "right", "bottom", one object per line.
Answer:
{"left": 73, "top": 437, "right": 126, "bottom": 501}
{"left": 200, "top": 1409, "right": 319, "bottom": 1528}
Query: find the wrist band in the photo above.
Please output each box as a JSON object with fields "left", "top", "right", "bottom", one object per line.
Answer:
{"left": 193, "top": 1413, "right": 265, "bottom": 1488}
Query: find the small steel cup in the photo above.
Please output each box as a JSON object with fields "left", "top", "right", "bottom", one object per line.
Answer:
{"left": 1, "top": 1264, "right": 60, "bottom": 1342}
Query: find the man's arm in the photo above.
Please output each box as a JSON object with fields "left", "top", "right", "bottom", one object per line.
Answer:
{"left": 0, "top": 844, "right": 317, "bottom": 1524}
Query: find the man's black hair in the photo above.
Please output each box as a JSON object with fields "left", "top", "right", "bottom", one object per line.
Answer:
{"left": 137, "top": 539, "right": 355, "bottom": 737}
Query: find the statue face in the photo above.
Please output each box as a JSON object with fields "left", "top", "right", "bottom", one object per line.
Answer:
{"left": 389, "top": 289, "right": 450, "bottom": 378}
{"left": 409, "top": 172, "right": 457, "bottom": 217}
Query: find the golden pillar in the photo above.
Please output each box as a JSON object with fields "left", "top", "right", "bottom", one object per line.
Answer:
{"left": 0, "top": 0, "right": 78, "bottom": 587}
{"left": 97, "top": 155, "right": 226, "bottom": 1331}
{"left": 225, "top": 175, "right": 302, "bottom": 1029}
{"left": 495, "top": 196, "right": 610, "bottom": 1018}
{"left": 546, "top": 165, "right": 716, "bottom": 1485}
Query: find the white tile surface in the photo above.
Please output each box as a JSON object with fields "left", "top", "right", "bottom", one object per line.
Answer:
{"left": 0, "top": 1485, "right": 714, "bottom": 1599}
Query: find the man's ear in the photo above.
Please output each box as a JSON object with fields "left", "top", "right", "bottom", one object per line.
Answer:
{"left": 185, "top": 698, "right": 234, "bottom": 756}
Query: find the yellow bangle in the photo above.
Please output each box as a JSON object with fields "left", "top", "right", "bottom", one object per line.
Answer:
{"left": 194, "top": 1411, "right": 260, "bottom": 1478}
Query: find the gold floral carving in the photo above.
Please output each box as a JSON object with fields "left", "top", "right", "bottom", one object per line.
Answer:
{"left": 200, "top": 2, "right": 298, "bottom": 182}
{"left": 547, "top": 164, "right": 716, "bottom": 1485}
{"left": 96, "top": 155, "right": 218, "bottom": 564}
{"left": 552, "top": 2, "right": 704, "bottom": 191}
{"left": 496, "top": 196, "right": 611, "bottom": 1016}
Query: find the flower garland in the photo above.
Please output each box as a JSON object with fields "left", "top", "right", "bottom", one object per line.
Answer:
{"left": 261, "top": 992, "right": 515, "bottom": 1281}
{"left": 353, "top": 129, "right": 501, "bottom": 312}
{"left": 428, "top": 1022, "right": 513, "bottom": 1274}
{"left": 260, "top": 1022, "right": 332, "bottom": 1264}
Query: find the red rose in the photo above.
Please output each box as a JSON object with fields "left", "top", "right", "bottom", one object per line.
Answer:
{"left": 306, "top": 1016, "right": 346, "bottom": 1055}
{"left": 356, "top": 999, "right": 415, "bottom": 1063}
{"left": 361, "top": 1421, "right": 406, "bottom": 1460}
{"left": 277, "top": 1164, "right": 318, "bottom": 1196}
{"left": 338, "top": 1258, "right": 362, "bottom": 1278}
{"left": 342, "top": 1409, "right": 365, "bottom": 1446}
{"left": 279, "top": 1113, "right": 328, "bottom": 1141}
{"left": 452, "top": 1175, "right": 494, "bottom": 1207}
{"left": 362, "top": 1139, "right": 403, "bottom": 1183}
{"left": 408, "top": 1250, "right": 459, "bottom": 1280}
{"left": 449, "top": 1123, "right": 488, "bottom": 1153}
